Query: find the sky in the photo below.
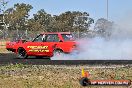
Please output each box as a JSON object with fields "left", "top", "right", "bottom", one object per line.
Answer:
{"left": 6, "top": 0, "right": 132, "bottom": 23}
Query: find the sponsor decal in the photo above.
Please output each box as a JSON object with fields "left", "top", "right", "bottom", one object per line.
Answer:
{"left": 27, "top": 46, "right": 48, "bottom": 49}
{"left": 27, "top": 46, "right": 49, "bottom": 52}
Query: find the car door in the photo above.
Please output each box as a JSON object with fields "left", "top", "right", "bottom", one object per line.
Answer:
{"left": 43, "top": 34, "right": 60, "bottom": 51}
{"left": 27, "top": 34, "right": 51, "bottom": 56}
{"left": 43, "top": 34, "right": 75, "bottom": 53}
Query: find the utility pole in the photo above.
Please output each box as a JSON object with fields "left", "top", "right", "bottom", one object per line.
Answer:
{"left": 107, "top": 0, "right": 109, "bottom": 20}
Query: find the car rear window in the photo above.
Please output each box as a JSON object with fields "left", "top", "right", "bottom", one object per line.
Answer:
{"left": 61, "top": 34, "right": 74, "bottom": 41}
{"left": 45, "top": 34, "right": 59, "bottom": 42}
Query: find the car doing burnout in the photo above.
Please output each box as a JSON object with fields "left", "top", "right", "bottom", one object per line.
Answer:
{"left": 6, "top": 32, "right": 77, "bottom": 59}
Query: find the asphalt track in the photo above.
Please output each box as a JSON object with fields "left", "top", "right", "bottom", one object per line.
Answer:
{"left": 0, "top": 53, "right": 132, "bottom": 65}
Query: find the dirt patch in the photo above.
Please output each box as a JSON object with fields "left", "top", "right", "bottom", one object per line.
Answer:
{"left": 0, "top": 47, "right": 10, "bottom": 53}
{"left": 0, "top": 41, "right": 11, "bottom": 53}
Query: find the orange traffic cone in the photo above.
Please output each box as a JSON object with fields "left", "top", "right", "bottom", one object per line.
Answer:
{"left": 81, "top": 68, "right": 90, "bottom": 78}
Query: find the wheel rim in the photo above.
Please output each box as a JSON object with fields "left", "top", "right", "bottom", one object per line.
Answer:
{"left": 18, "top": 49, "right": 26, "bottom": 57}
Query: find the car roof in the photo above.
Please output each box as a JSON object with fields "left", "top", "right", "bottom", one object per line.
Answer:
{"left": 40, "top": 32, "right": 71, "bottom": 35}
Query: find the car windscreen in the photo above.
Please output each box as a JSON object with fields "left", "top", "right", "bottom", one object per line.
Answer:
{"left": 61, "top": 34, "right": 74, "bottom": 41}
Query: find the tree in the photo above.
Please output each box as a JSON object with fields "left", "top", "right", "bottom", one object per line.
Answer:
{"left": 28, "top": 9, "right": 52, "bottom": 32}
{"left": 5, "top": 3, "right": 33, "bottom": 31}
{"left": 1, "top": 3, "right": 94, "bottom": 39}
{"left": 94, "top": 18, "right": 114, "bottom": 38}
{"left": 0, "top": 0, "right": 8, "bottom": 39}
{"left": 49, "top": 11, "right": 94, "bottom": 32}
{"left": 73, "top": 12, "right": 94, "bottom": 30}
{"left": 3, "top": 3, "right": 33, "bottom": 39}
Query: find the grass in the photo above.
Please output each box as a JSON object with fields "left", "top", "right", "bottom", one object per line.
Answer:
{"left": 0, "top": 64, "right": 131, "bottom": 88}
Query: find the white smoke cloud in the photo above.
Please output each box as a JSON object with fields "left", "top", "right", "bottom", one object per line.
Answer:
{"left": 51, "top": 38, "right": 132, "bottom": 60}
{"left": 51, "top": 14, "right": 132, "bottom": 60}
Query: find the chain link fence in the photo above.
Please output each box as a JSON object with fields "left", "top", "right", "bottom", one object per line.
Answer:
{"left": 0, "top": 29, "right": 38, "bottom": 41}
{"left": 0, "top": 29, "right": 98, "bottom": 41}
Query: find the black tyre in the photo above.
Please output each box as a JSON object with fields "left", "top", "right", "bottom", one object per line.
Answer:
{"left": 53, "top": 49, "right": 63, "bottom": 56}
{"left": 79, "top": 77, "right": 90, "bottom": 86}
{"left": 36, "top": 56, "right": 43, "bottom": 59}
{"left": 17, "top": 48, "right": 27, "bottom": 59}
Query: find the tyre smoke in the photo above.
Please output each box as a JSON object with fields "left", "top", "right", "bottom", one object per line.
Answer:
{"left": 51, "top": 15, "right": 132, "bottom": 60}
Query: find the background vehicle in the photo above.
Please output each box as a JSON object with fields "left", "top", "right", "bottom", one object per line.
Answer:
{"left": 8, "top": 32, "right": 77, "bottom": 59}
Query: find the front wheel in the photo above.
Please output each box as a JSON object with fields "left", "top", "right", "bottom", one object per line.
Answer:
{"left": 17, "top": 48, "right": 27, "bottom": 59}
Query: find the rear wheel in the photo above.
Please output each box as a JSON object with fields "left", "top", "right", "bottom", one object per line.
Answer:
{"left": 17, "top": 48, "right": 27, "bottom": 59}
{"left": 36, "top": 56, "right": 43, "bottom": 59}
{"left": 53, "top": 49, "right": 63, "bottom": 56}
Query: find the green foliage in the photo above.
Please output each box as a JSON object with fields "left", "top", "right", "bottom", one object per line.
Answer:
{"left": 5, "top": 3, "right": 33, "bottom": 30}
{"left": 27, "top": 10, "right": 94, "bottom": 32}
{"left": 50, "top": 11, "right": 94, "bottom": 32}
{"left": 27, "top": 9, "right": 52, "bottom": 32}
{"left": 5, "top": 3, "right": 94, "bottom": 32}
{"left": 0, "top": 2, "right": 95, "bottom": 39}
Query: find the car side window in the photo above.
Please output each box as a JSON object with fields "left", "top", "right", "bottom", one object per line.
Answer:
{"left": 61, "top": 34, "right": 74, "bottom": 41}
{"left": 45, "top": 34, "right": 59, "bottom": 42}
{"left": 33, "top": 34, "right": 44, "bottom": 42}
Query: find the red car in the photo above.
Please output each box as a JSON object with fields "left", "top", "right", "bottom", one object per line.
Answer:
{"left": 7, "top": 32, "right": 77, "bottom": 59}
